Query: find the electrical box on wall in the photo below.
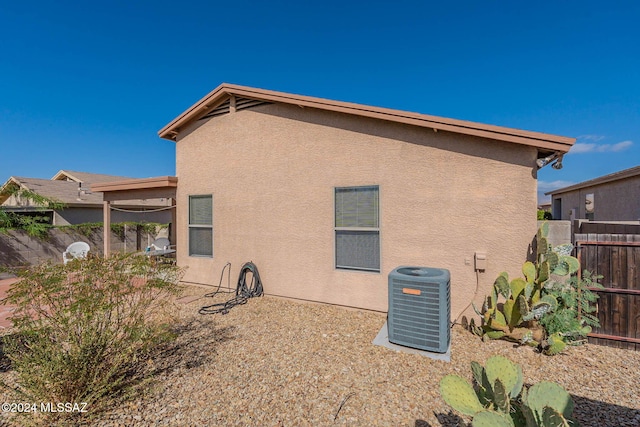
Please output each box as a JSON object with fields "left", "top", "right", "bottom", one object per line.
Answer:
{"left": 475, "top": 252, "right": 487, "bottom": 271}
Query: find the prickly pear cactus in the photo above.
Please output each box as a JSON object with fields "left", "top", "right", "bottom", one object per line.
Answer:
{"left": 553, "top": 255, "right": 580, "bottom": 276}
{"left": 543, "top": 332, "right": 567, "bottom": 356}
{"left": 484, "top": 356, "right": 523, "bottom": 399}
{"left": 439, "top": 356, "right": 577, "bottom": 427}
{"left": 542, "top": 406, "right": 572, "bottom": 426}
{"left": 473, "top": 222, "right": 582, "bottom": 355}
{"left": 472, "top": 410, "right": 515, "bottom": 427}
{"left": 553, "top": 243, "right": 574, "bottom": 256}
{"left": 523, "top": 295, "right": 558, "bottom": 321}
{"left": 439, "top": 374, "right": 484, "bottom": 416}
{"left": 525, "top": 381, "right": 575, "bottom": 423}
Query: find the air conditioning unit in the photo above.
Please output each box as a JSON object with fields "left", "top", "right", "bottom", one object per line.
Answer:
{"left": 388, "top": 266, "right": 450, "bottom": 353}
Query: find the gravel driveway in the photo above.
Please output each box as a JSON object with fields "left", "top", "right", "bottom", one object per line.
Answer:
{"left": 2, "top": 285, "right": 639, "bottom": 426}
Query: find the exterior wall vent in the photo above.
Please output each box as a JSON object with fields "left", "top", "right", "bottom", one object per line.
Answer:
{"left": 387, "top": 266, "right": 450, "bottom": 353}
{"left": 199, "top": 98, "right": 271, "bottom": 122}
{"left": 200, "top": 100, "right": 230, "bottom": 120}
{"left": 236, "top": 98, "right": 270, "bottom": 111}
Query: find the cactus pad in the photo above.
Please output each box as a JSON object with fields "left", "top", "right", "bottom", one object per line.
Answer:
{"left": 546, "top": 251, "right": 559, "bottom": 271}
{"left": 523, "top": 297, "right": 555, "bottom": 321}
{"left": 543, "top": 332, "right": 566, "bottom": 356}
{"left": 538, "top": 261, "right": 550, "bottom": 284}
{"left": 502, "top": 299, "right": 516, "bottom": 327}
{"left": 526, "top": 381, "right": 574, "bottom": 421}
{"left": 492, "top": 378, "right": 510, "bottom": 413}
{"left": 495, "top": 274, "right": 510, "bottom": 298}
{"left": 538, "top": 236, "right": 550, "bottom": 256}
{"left": 539, "top": 221, "right": 549, "bottom": 239}
{"left": 488, "top": 309, "right": 508, "bottom": 329}
{"left": 472, "top": 410, "right": 515, "bottom": 427}
{"left": 522, "top": 261, "right": 536, "bottom": 284}
{"left": 510, "top": 278, "right": 527, "bottom": 300}
{"left": 553, "top": 243, "right": 574, "bottom": 256}
{"left": 484, "top": 356, "right": 522, "bottom": 399}
{"left": 439, "top": 375, "right": 484, "bottom": 416}
{"left": 554, "top": 255, "right": 580, "bottom": 276}
{"left": 485, "top": 330, "right": 506, "bottom": 339}
{"left": 542, "top": 406, "right": 571, "bottom": 426}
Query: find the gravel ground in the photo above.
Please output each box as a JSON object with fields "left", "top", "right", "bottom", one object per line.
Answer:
{"left": 1, "top": 285, "right": 639, "bottom": 426}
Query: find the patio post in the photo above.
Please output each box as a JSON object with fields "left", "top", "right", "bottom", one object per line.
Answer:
{"left": 103, "top": 200, "right": 111, "bottom": 257}
{"left": 170, "top": 197, "right": 177, "bottom": 247}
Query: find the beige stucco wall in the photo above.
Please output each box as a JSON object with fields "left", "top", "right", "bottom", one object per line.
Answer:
{"left": 551, "top": 176, "right": 640, "bottom": 221}
{"left": 175, "top": 103, "right": 539, "bottom": 318}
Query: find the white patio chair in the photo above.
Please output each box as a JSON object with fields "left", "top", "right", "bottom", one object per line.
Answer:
{"left": 63, "top": 242, "right": 90, "bottom": 264}
{"left": 145, "top": 238, "right": 176, "bottom": 263}
{"left": 150, "top": 237, "right": 173, "bottom": 251}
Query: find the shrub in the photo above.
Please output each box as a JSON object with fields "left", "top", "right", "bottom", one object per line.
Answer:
{"left": 540, "top": 269, "right": 603, "bottom": 342}
{"left": 1, "top": 253, "right": 184, "bottom": 421}
{"left": 0, "top": 187, "right": 65, "bottom": 238}
{"left": 537, "top": 210, "right": 552, "bottom": 220}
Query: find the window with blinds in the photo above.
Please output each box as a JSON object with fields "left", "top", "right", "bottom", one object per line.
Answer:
{"left": 188, "top": 195, "right": 213, "bottom": 257}
{"left": 335, "top": 186, "right": 380, "bottom": 272}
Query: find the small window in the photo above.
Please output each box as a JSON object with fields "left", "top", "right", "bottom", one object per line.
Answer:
{"left": 335, "top": 186, "right": 380, "bottom": 272}
{"left": 189, "top": 195, "right": 213, "bottom": 257}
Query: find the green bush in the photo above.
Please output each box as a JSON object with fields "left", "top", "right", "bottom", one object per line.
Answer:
{"left": 540, "top": 270, "right": 603, "bottom": 341}
{"left": 0, "top": 187, "right": 65, "bottom": 238}
{"left": 0, "top": 211, "right": 53, "bottom": 238}
{"left": 1, "top": 254, "right": 184, "bottom": 421}
{"left": 537, "top": 210, "right": 552, "bottom": 220}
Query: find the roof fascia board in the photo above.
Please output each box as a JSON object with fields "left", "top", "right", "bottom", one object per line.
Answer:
{"left": 228, "top": 87, "right": 572, "bottom": 152}
{"left": 158, "top": 84, "right": 575, "bottom": 152}
{"left": 228, "top": 89, "right": 575, "bottom": 152}
{"left": 91, "top": 176, "right": 178, "bottom": 193}
{"left": 158, "top": 84, "right": 230, "bottom": 138}
{"left": 227, "top": 85, "right": 574, "bottom": 143}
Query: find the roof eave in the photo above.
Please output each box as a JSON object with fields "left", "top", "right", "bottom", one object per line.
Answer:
{"left": 158, "top": 83, "right": 576, "bottom": 152}
{"left": 91, "top": 176, "right": 178, "bottom": 193}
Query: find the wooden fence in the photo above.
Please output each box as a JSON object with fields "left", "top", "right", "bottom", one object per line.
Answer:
{"left": 575, "top": 233, "right": 640, "bottom": 350}
{"left": 575, "top": 221, "right": 640, "bottom": 236}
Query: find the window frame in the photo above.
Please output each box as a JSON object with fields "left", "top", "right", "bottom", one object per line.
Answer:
{"left": 334, "top": 185, "right": 380, "bottom": 272}
{"left": 188, "top": 194, "right": 213, "bottom": 258}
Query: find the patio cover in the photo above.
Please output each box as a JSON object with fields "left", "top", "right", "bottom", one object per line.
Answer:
{"left": 91, "top": 176, "right": 177, "bottom": 256}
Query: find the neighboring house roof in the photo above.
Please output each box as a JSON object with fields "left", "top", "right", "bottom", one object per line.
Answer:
{"left": 0, "top": 170, "right": 169, "bottom": 208}
{"left": 51, "top": 170, "right": 131, "bottom": 184}
{"left": 5, "top": 176, "right": 104, "bottom": 205}
{"left": 545, "top": 164, "right": 640, "bottom": 196}
{"left": 158, "top": 83, "right": 576, "bottom": 154}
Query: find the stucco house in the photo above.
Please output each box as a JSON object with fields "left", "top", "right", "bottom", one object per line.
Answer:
{"left": 0, "top": 170, "right": 172, "bottom": 225}
{"left": 546, "top": 165, "right": 640, "bottom": 222}
{"left": 147, "top": 83, "right": 576, "bottom": 317}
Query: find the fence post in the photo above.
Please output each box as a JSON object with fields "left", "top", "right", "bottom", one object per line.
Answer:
{"left": 576, "top": 243, "right": 582, "bottom": 321}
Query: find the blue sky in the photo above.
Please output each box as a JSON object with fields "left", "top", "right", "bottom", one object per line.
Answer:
{"left": 1, "top": 1, "right": 639, "bottom": 203}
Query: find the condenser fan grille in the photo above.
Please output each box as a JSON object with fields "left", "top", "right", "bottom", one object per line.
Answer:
{"left": 388, "top": 267, "right": 450, "bottom": 352}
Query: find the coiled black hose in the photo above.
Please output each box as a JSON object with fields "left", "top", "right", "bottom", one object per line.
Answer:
{"left": 199, "top": 262, "right": 263, "bottom": 315}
